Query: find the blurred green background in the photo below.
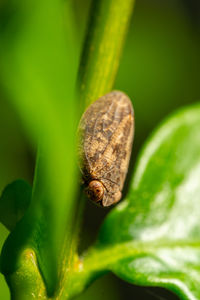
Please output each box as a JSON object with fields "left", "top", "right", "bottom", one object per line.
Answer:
{"left": 0, "top": 0, "right": 199, "bottom": 299}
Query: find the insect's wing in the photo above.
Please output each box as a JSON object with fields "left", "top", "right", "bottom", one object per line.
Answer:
{"left": 77, "top": 93, "right": 112, "bottom": 181}
{"left": 99, "top": 93, "right": 134, "bottom": 191}
{"left": 78, "top": 91, "right": 134, "bottom": 195}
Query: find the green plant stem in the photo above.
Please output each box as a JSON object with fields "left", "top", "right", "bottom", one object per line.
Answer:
{"left": 0, "top": 0, "right": 78, "bottom": 297}
{"left": 79, "top": 0, "right": 135, "bottom": 109}
{"left": 1, "top": 0, "right": 135, "bottom": 298}
{"left": 54, "top": 193, "right": 86, "bottom": 300}
{"left": 57, "top": 0, "right": 135, "bottom": 298}
{"left": 6, "top": 248, "right": 47, "bottom": 300}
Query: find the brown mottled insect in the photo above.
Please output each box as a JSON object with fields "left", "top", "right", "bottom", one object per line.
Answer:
{"left": 78, "top": 91, "right": 134, "bottom": 207}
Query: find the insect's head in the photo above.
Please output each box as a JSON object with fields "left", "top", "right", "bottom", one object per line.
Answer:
{"left": 86, "top": 180, "right": 105, "bottom": 204}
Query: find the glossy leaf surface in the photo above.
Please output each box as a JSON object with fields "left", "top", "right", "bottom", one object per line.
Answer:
{"left": 95, "top": 103, "right": 200, "bottom": 300}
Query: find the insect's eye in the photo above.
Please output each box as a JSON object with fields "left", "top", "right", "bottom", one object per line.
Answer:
{"left": 87, "top": 180, "right": 104, "bottom": 203}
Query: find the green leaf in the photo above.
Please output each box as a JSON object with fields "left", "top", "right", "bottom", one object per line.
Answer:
{"left": 0, "top": 180, "right": 31, "bottom": 231}
{"left": 78, "top": 103, "right": 200, "bottom": 300}
{"left": 0, "top": 0, "right": 78, "bottom": 295}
